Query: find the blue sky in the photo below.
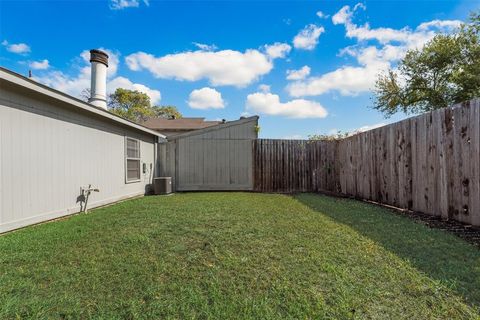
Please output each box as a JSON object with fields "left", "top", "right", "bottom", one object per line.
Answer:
{"left": 0, "top": 0, "right": 477, "bottom": 138}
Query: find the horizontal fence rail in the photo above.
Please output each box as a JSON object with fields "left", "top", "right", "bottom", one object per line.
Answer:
{"left": 253, "top": 99, "right": 480, "bottom": 226}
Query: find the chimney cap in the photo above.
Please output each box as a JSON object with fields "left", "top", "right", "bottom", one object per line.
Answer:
{"left": 89, "top": 49, "right": 109, "bottom": 67}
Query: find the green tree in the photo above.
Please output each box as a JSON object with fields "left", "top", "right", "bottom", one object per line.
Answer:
{"left": 81, "top": 88, "right": 183, "bottom": 123}
{"left": 308, "top": 131, "right": 350, "bottom": 141}
{"left": 153, "top": 105, "right": 183, "bottom": 119}
{"left": 373, "top": 12, "right": 480, "bottom": 116}
{"left": 108, "top": 88, "right": 154, "bottom": 123}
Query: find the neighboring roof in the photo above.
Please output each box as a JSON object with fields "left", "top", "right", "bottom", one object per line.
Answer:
{"left": 168, "top": 116, "right": 259, "bottom": 140}
{"left": 0, "top": 67, "right": 165, "bottom": 139}
{"left": 142, "top": 117, "right": 221, "bottom": 131}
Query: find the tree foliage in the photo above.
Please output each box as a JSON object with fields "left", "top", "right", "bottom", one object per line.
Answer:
{"left": 108, "top": 88, "right": 154, "bottom": 123}
{"left": 373, "top": 12, "right": 480, "bottom": 116}
{"left": 106, "top": 88, "right": 182, "bottom": 123}
{"left": 308, "top": 131, "right": 350, "bottom": 141}
{"left": 153, "top": 105, "right": 183, "bottom": 119}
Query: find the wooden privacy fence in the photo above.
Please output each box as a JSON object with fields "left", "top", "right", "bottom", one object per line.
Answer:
{"left": 253, "top": 139, "right": 339, "bottom": 193}
{"left": 253, "top": 99, "right": 480, "bottom": 226}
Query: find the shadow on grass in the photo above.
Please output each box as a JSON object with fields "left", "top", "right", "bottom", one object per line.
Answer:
{"left": 296, "top": 193, "right": 480, "bottom": 309}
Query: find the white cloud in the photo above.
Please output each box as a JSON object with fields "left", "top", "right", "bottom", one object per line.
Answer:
{"left": 416, "top": 19, "right": 462, "bottom": 31}
{"left": 188, "top": 87, "right": 225, "bottom": 109}
{"left": 286, "top": 65, "right": 311, "bottom": 80}
{"left": 258, "top": 84, "right": 271, "bottom": 93}
{"left": 108, "top": 76, "right": 161, "bottom": 104}
{"left": 34, "top": 49, "right": 161, "bottom": 104}
{"left": 192, "top": 42, "right": 218, "bottom": 51}
{"left": 345, "top": 45, "right": 406, "bottom": 66}
{"left": 126, "top": 49, "right": 276, "bottom": 87}
{"left": 2, "top": 40, "right": 30, "bottom": 54}
{"left": 328, "top": 128, "right": 341, "bottom": 135}
{"left": 355, "top": 122, "right": 386, "bottom": 133}
{"left": 288, "top": 4, "right": 461, "bottom": 98}
{"left": 316, "top": 11, "right": 329, "bottom": 19}
{"left": 110, "top": 0, "right": 149, "bottom": 10}
{"left": 245, "top": 92, "right": 328, "bottom": 118}
{"left": 293, "top": 24, "right": 325, "bottom": 50}
{"left": 29, "top": 59, "right": 49, "bottom": 70}
{"left": 287, "top": 63, "right": 386, "bottom": 97}
{"left": 34, "top": 69, "right": 91, "bottom": 100}
{"left": 288, "top": 44, "right": 396, "bottom": 97}
{"left": 332, "top": 5, "right": 353, "bottom": 25}
{"left": 8, "top": 43, "right": 30, "bottom": 54}
{"left": 288, "top": 45, "right": 393, "bottom": 97}
{"left": 264, "top": 42, "right": 292, "bottom": 59}
{"left": 283, "top": 134, "right": 304, "bottom": 139}
{"left": 332, "top": 3, "right": 460, "bottom": 45}
{"left": 332, "top": 4, "right": 409, "bottom": 43}
{"left": 327, "top": 122, "right": 386, "bottom": 136}
{"left": 347, "top": 25, "right": 412, "bottom": 44}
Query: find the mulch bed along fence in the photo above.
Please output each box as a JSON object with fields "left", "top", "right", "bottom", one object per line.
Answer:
{"left": 397, "top": 208, "right": 480, "bottom": 247}
{"left": 253, "top": 99, "right": 480, "bottom": 228}
{"left": 359, "top": 197, "right": 480, "bottom": 248}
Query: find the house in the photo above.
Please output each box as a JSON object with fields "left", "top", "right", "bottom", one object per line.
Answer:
{"left": 0, "top": 50, "right": 165, "bottom": 233}
{"left": 142, "top": 117, "right": 221, "bottom": 137}
{"left": 0, "top": 49, "right": 259, "bottom": 233}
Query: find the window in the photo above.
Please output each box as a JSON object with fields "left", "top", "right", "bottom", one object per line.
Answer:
{"left": 125, "top": 137, "right": 141, "bottom": 183}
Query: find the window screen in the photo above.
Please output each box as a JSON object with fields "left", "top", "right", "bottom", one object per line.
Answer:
{"left": 125, "top": 137, "right": 141, "bottom": 182}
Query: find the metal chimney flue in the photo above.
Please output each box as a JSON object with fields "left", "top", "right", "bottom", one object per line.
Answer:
{"left": 88, "top": 49, "right": 109, "bottom": 110}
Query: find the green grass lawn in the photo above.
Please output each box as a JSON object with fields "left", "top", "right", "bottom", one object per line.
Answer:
{"left": 1, "top": 193, "right": 479, "bottom": 319}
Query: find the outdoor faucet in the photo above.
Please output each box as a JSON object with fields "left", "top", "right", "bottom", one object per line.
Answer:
{"left": 80, "top": 184, "right": 100, "bottom": 213}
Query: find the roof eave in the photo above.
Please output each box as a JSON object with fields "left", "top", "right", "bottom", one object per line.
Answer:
{"left": 0, "top": 67, "right": 166, "bottom": 139}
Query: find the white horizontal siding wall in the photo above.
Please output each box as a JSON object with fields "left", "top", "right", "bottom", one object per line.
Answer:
{"left": 0, "top": 83, "right": 156, "bottom": 233}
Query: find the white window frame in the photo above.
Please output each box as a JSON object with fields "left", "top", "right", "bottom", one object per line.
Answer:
{"left": 125, "top": 136, "right": 141, "bottom": 183}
